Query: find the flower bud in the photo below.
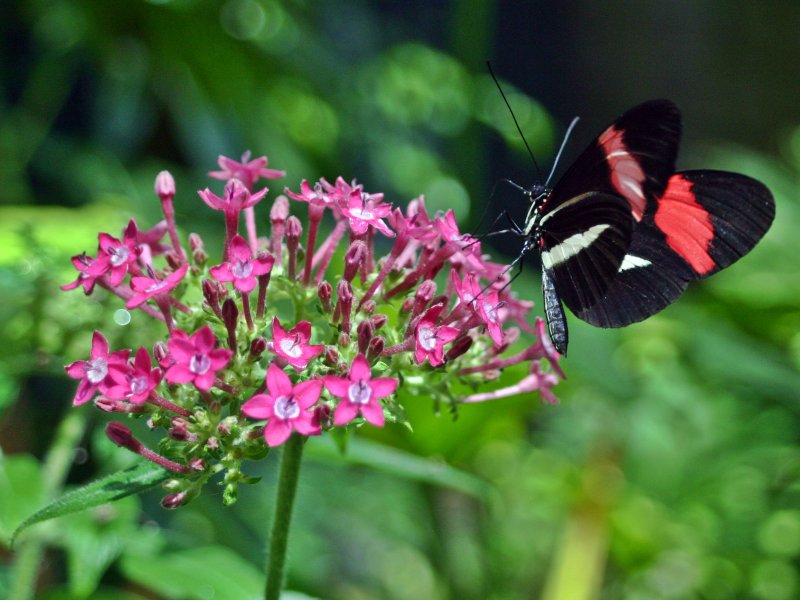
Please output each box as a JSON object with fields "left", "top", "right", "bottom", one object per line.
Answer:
{"left": 371, "top": 314, "right": 388, "bottom": 330}
{"left": 360, "top": 300, "right": 376, "bottom": 314}
{"left": 249, "top": 336, "right": 267, "bottom": 358}
{"left": 153, "top": 341, "right": 171, "bottom": 368}
{"left": 189, "top": 458, "right": 206, "bottom": 472}
{"left": 155, "top": 170, "right": 176, "bottom": 201}
{"left": 318, "top": 281, "right": 333, "bottom": 312}
{"left": 357, "top": 319, "right": 374, "bottom": 354}
{"left": 105, "top": 422, "right": 141, "bottom": 452}
{"left": 343, "top": 241, "right": 367, "bottom": 282}
{"left": 161, "top": 491, "right": 188, "bottom": 510}
{"left": 445, "top": 335, "right": 473, "bottom": 361}
{"left": 314, "top": 403, "right": 332, "bottom": 428}
{"left": 367, "top": 336, "right": 385, "bottom": 361}
{"left": 338, "top": 332, "right": 351, "bottom": 347}
{"left": 325, "top": 346, "right": 340, "bottom": 367}
{"left": 188, "top": 232, "right": 204, "bottom": 252}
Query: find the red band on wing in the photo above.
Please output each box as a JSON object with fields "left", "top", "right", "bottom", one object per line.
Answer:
{"left": 654, "top": 175, "right": 715, "bottom": 275}
{"left": 598, "top": 126, "right": 646, "bottom": 221}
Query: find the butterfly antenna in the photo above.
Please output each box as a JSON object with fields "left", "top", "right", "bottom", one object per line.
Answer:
{"left": 487, "top": 61, "right": 543, "bottom": 183}
{"left": 544, "top": 116, "right": 580, "bottom": 187}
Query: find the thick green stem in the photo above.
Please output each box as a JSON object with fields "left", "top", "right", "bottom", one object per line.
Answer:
{"left": 264, "top": 434, "right": 305, "bottom": 600}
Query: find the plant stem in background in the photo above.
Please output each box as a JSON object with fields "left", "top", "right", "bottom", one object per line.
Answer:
{"left": 264, "top": 433, "right": 305, "bottom": 600}
{"left": 8, "top": 411, "right": 87, "bottom": 600}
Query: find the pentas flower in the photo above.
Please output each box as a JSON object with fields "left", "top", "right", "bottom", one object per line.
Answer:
{"left": 340, "top": 188, "right": 395, "bottom": 237}
{"left": 323, "top": 354, "right": 397, "bottom": 427}
{"left": 271, "top": 318, "right": 324, "bottom": 370}
{"left": 62, "top": 253, "right": 101, "bottom": 294}
{"left": 210, "top": 234, "right": 274, "bottom": 293}
{"left": 165, "top": 326, "right": 232, "bottom": 392}
{"left": 209, "top": 152, "right": 285, "bottom": 190}
{"left": 105, "top": 347, "right": 162, "bottom": 405}
{"left": 127, "top": 263, "right": 189, "bottom": 310}
{"left": 415, "top": 304, "right": 460, "bottom": 367}
{"left": 65, "top": 331, "right": 130, "bottom": 405}
{"left": 242, "top": 363, "right": 322, "bottom": 447}
{"left": 89, "top": 220, "right": 141, "bottom": 286}
{"left": 198, "top": 178, "right": 268, "bottom": 214}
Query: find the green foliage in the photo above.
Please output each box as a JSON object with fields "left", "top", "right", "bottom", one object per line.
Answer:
{"left": 2, "top": 1, "right": 799, "bottom": 600}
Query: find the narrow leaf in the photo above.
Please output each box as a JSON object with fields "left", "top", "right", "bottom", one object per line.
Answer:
{"left": 11, "top": 462, "right": 168, "bottom": 546}
{"left": 306, "top": 436, "right": 491, "bottom": 499}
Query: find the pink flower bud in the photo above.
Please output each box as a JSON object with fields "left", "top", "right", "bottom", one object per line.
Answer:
{"left": 367, "top": 336, "right": 385, "bottom": 361}
{"left": 445, "top": 335, "right": 473, "bottom": 361}
{"left": 155, "top": 170, "right": 175, "bottom": 201}
{"left": 188, "top": 233, "right": 204, "bottom": 252}
{"left": 357, "top": 319, "right": 374, "bottom": 354}
{"left": 314, "top": 403, "right": 332, "bottom": 428}
{"left": 106, "top": 422, "right": 141, "bottom": 452}
{"left": 338, "top": 332, "right": 351, "bottom": 347}
{"left": 161, "top": 491, "right": 188, "bottom": 510}
{"left": 318, "top": 281, "right": 333, "bottom": 312}
{"left": 343, "top": 241, "right": 367, "bottom": 282}
{"left": 360, "top": 300, "right": 376, "bottom": 314}
{"left": 325, "top": 346, "right": 340, "bottom": 367}
{"left": 249, "top": 336, "right": 267, "bottom": 358}
{"left": 371, "top": 314, "right": 388, "bottom": 330}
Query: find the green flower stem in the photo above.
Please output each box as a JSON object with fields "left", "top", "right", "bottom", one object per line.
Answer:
{"left": 264, "top": 433, "right": 305, "bottom": 600}
{"left": 9, "top": 410, "right": 87, "bottom": 600}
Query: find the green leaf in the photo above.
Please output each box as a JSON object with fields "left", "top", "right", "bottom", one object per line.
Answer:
{"left": 120, "top": 545, "right": 262, "bottom": 600}
{"left": 11, "top": 462, "right": 168, "bottom": 547}
{"left": 306, "top": 436, "right": 491, "bottom": 500}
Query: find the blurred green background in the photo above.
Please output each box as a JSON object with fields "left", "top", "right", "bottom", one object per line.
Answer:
{"left": 1, "top": 1, "right": 799, "bottom": 599}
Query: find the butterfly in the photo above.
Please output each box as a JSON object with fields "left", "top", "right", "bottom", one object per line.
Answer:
{"left": 509, "top": 99, "right": 775, "bottom": 356}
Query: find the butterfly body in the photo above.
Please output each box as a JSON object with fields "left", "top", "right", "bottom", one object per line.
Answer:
{"left": 520, "top": 100, "right": 775, "bottom": 355}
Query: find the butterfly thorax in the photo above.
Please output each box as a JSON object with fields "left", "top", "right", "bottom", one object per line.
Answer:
{"left": 523, "top": 184, "right": 550, "bottom": 239}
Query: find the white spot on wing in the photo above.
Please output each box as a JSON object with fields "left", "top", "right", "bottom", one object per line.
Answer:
{"left": 618, "top": 254, "right": 651, "bottom": 272}
{"left": 541, "top": 224, "right": 612, "bottom": 269}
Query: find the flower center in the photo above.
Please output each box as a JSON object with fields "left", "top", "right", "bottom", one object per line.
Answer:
{"left": 189, "top": 353, "right": 211, "bottom": 375}
{"left": 130, "top": 376, "right": 149, "bottom": 395}
{"left": 109, "top": 246, "right": 130, "bottom": 267}
{"left": 274, "top": 395, "right": 300, "bottom": 420}
{"left": 279, "top": 336, "right": 303, "bottom": 358}
{"left": 86, "top": 358, "right": 109, "bottom": 384}
{"left": 232, "top": 259, "right": 253, "bottom": 279}
{"left": 482, "top": 301, "right": 498, "bottom": 321}
{"left": 348, "top": 380, "right": 371, "bottom": 405}
{"left": 418, "top": 325, "right": 437, "bottom": 351}
{"left": 145, "top": 280, "right": 168, "bottom": 294}
{"left": 349, "top": 206, "right": 374, "bottom": 220}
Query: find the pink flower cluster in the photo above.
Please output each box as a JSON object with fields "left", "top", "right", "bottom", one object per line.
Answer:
{"left": 62, "top": 151, "right": 563, "bottom": 507}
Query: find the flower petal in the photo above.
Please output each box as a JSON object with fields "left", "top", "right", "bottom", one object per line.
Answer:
{"left": 323, "top": 375, "right": 350, "bottom": 398}
{"left": 360, "top": 401, "right": 385, "bottom": 427}
{"left": 333, "top": 401, "right": 359, "bottom": 426}
{"left": 90, "top": 331, "right": 109, "bottom": 358}
{"left": 266, "top": 363, "right": 292, "bottom": 397}
{"left": 242, "top": 394, "right": 273, "bottom": 419}
{"left": 293, "top": 379, "right": 323, "bottom": 409}
{"left": 265, "top": 419, "right": 292, "bottom": 447}
{"left": 369, "top": 377, "right": 398, "bottom": 400}
{"left": 349, "top": 354, "right": 371, "bottom": 381}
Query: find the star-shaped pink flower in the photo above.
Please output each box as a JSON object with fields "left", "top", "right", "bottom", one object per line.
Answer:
{"left": 198, "top": 178, "right": 268, "bottom": 214}
{"left": 451, "top": 271, "right": 504, "bottom": 347}
{"left": 209, "top": 234, "right": 274, "bottom": 293}
{"left": 88, "top": 220, "right": 141, "bottom": 286}
{"left": 242, "top": 363, "right": 322, "bottom": 447}
{"left": 323, "top": 354, "right": 397, "bottom": 427}
{"left": 340, "top": 188, "right": 395, "bottom": 237}
{"left": 61, "top": 253, "right": 101, "bottom": 294}
{"left": 104, "top": 347, "right": 162, "bottom": 405}
{"left": 271, "top": 317, "right": 324, "bottom": 371}
{"left": 209, "top": 152, "right": 285, "bottom": 190}
{"left": 414, "top": 304, "right": 459, "bottom": 367}
{"left": 165, "top": 326, "right": 233, "bottom": 391}
{"left": 65, "top": 331, "right": 130, "bottom": 406}
{"left": 126, "top": 263, "right": 189, "bottom": 309}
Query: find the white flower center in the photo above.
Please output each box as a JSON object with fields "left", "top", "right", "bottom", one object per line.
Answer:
{"left": 418, "top": 325, "right": 436, "bottom": 351}
{"left": 232, "top": 259, "right": 253, "bottom": 279}
{"left": 130, "top": 376, "right": 149, "bottom": 395}
{"left": 109, "top": 246, "right": 129, "bottom": 267}
{"left": 189, "top": 353, "right": 211, "bottom": 375}
{"left": 145, "top": 280, "right": 168, "bottom": 294}
{"left": 279, "top": 337, "right": 303, "bottom": 358}
{"left": 349, "top": 207, "right": 374, "bottom": 220}
{"left": 348, "top": 380, "right": 371, "bottom": 405}
{"left": 86, "top": 358, "right": 108, "bottom": 384}
{"left": 274, "top": 395, "right": 300, "bottom": 420}
{"left": 482, "top": 301, "right": 497, "bottom": 321}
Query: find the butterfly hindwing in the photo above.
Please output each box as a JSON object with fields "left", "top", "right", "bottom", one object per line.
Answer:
{"left": 574, "top": 170, "right": 775, "bottom": 328}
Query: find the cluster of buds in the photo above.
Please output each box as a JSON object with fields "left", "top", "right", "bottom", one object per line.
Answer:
{"left": 63, "top": 151, "right": 564, "bottom": 508}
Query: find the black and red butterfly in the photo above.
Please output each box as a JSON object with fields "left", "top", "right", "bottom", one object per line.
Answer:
{"left": 508, "top": 99, "right": 775, "bottom": 355}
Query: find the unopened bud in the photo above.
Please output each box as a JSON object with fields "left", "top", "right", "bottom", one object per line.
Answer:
{"left": 370, "top": 314, "right": 388, "bottom": 330}
{"left": 318, "top": 281, "right": 333, "bottom": 312}
{"left": 153, "top": 341, "right": 171, "bottom": 368}
{"left": 161, "top": 491, "right": 188, "bottom": 510}
{"left": 105, "top": 422, "right": 141, "bottom": 452}
{"left": 189, "top": 458, "right": 206, "bottom": 472}
{"left": 367, "top": 336, "right": 385, "bottom": 361}
{"left": 314, "top": 403, "right": 332, "bottom": 428}
{"left": 343, "top": 241, "right": 367, "bottom": 282}
{"left": 155, "top": 170, "right": 176, "bottom": 201}
{"left": 357, "top": 319, "right": 374, "bottom": 354}
{"left": 325, "top": 346, "right": 340, "bottom": 367}
{"left": 445, "top": 335, "right": 473, "bottom": 361}
{"left": 360, "top": 300, "right": 376, "bottom": 314}
{"left": 188, "top": 233, "right": 204, "bottom": 252}
{"left": 249, "top": 336, "right": 267, "bottom": 358}
{"left": 338, "top": 332, "right": 351, "bottom": 347}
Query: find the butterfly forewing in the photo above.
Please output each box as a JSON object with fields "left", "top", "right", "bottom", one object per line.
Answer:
{"left": 546, "top": 100, "right": 682, "bottom": 223}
